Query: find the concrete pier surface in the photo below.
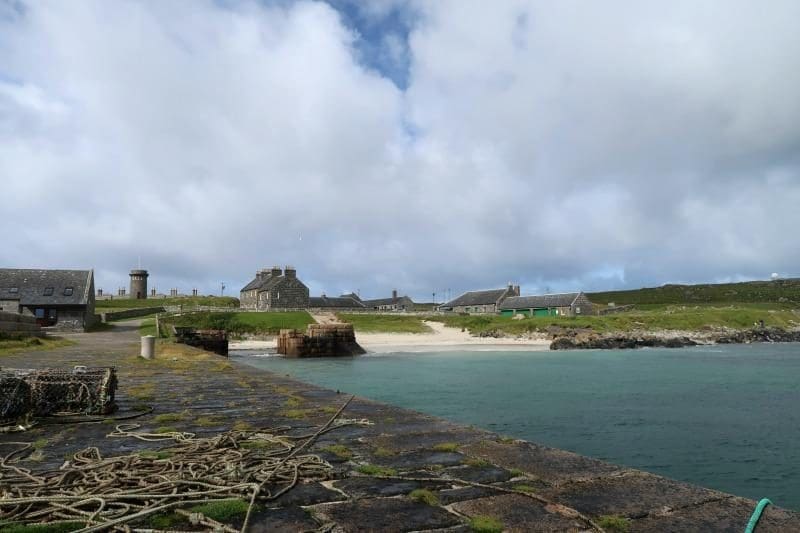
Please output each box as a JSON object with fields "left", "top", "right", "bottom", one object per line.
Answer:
{"left": 2, "top": 324, "right": 799, "bottom": 532}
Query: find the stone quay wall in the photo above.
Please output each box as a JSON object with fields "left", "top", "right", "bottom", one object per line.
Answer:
{"left": 100, "top": 307, "right": 166, "bottom": 323}
{"left": 0, "top": 311, "right": 42, "bottom": 337}
{"left": 277, "top": 324, "right": 365, "bottom": 357}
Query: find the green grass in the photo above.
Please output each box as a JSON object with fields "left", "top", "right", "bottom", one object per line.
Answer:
{"left": 596, "top": 515, "right": 631, "bottom": 532}
{"left": 95, "top": 296, "right": 239, "bottom": 311}
{"left": 190, "top": 499, "right": 251, "bottom": 522}
{"left": 0, "top": 523, "right": 84, "bottom": 533}
{"left": 138, "top": 318, "right": 159, "bottom": 337}
{"left": 153, "top": 412, "right": 188, "bottom": 423}
{"left": 147, "top": 499, "right": 252, "bottom": 530}
{"left": 322, "top": 444, "right": 353, "bottom": 459}
{"left": 432, "top": 442, "right": 459, "bottom": 452}
{"left": 409, "top": 488, "right": 439, "bottom": 506}
{"left": 426, "top": 303, "right": 800, "bottom": 335}
{"left": 0, "top": 335, "right": 75, "bottom": 356}
{"left": 336, "top": 313, "right": 432, "bottom": 333}
{"left": 469, "top": 515, "right": 504, "bottom": 533}
{"left": 512, "top": 484, "right": 537, "bottom": 494}
{"left": 589, "top": 278, "right": 800, "bottom": 306}
{"left": 163, "top": 311, "right": 314, "bottom": 336}
{"left": 357, "top": 464, "right": 397, "bottom": 476}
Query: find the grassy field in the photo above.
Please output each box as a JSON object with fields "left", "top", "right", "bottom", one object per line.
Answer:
{"left": 336, "top": 314, "right": 432, "bottom": 333}
{"left": 589, "top": 279, "right": 800, "bottom": 306}
{"left": 96, "top": 296, "right": 239, "bottom": 312}
{"left": 162, "top": 311, "right": 315, "bottom": 336}
{"left": 427, "top": 304, "right": 800, "bottom": 335}
{"left": 0, "top": 335, "right": 75, "bottom": 356}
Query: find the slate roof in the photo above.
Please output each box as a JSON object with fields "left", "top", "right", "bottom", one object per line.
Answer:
{"left": 441, "top": 289, "right": 508, "bottom": 307}
{"left": 241, "top": 272, "right": 294, "bottom": 293}
{"left": 309, "top": 296, "right": 365, "bottom": 309}
{"left": 363, "top": 295, "right": 414, "bottom": 307}
{"left": 499, "top": 293, "right": 581, "bottom": 310}
{"left": 0, "top": 269, "right": 93, "bottom": 306}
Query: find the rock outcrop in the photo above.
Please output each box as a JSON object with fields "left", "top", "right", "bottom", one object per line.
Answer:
{"left": 550, "top": 326, "right": 800, "bottom": 350}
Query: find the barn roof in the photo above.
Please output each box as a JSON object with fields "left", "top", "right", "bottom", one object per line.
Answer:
{"left": 0, "top": 269, "right": 93, "bottom": 306}
{"left": 442, "top": 288, "right": 508, "bottom": 307}
{"left": 363, "top": 295, "right": 414, "bottom": 307}
{"left": 309, "top": 296, "right": 365, "bottom": 308}
{"left": 499, "top": 293, "right": 581, "bottom": 310}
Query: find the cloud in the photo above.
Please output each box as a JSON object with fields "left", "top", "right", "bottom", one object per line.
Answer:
{"left": 1, "top": 0, "right": 799, "bottom": 299}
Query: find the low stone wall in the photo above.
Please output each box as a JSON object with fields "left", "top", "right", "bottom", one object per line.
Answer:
{"left": 101, "top": 307, "right": 165, "bottom": 322}
{"left": 277, "top": 324, "right": 365, "bottom": 357}
{"left": 0, "top": 311, "right": 43, "bottom": 337}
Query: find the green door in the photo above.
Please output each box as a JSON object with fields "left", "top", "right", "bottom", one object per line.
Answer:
{"left": 533, "top": 308, "right": 550, "bottom": 317}
{"left": 501, "top": 310, "right": 514, "bottom": 317}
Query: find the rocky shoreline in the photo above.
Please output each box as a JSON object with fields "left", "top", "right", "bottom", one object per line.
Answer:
{"left": 549, "top": 327, "right": 800, "bottom": 350}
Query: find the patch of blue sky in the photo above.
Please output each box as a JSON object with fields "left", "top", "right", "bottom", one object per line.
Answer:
{"left": 323, "top": 0, "right": 415, "bottom": 89}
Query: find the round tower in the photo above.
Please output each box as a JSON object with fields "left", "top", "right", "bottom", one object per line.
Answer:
{"left": 129, "top": 269, "right": 149, "bottom": 300}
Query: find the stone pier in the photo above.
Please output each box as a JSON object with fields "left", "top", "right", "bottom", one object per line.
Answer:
{"left": 277, "top": 323, "right": 366, "bottom": 357}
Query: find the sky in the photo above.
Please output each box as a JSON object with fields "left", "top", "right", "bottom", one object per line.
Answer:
{"left": 1, "top": 0, "right": 799, "bottom": 301}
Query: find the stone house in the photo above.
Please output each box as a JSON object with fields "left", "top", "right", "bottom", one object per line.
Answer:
{"left": 308, "top": 295, "right": 366, "bottom": 311}
{"left": 362, "top": 290, "right": 415, "bottom": 312}
{"left": 438, "top": 284, "right": 520, "bottom": 314}
{"left": 0, "top": 268, "right": 96, "bottom": 331}
{"left": 499, "top": 292, "right": 594, "bottom": 317}
{"left": 239, "top": 266, "right": 309, "bottom": 310}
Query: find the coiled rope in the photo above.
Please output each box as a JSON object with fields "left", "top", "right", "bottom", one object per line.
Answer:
{"left": 0, "top": 395, "right": 358, "bottom": 532}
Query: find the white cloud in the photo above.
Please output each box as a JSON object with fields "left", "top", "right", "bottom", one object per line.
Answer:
{"left": 1, "top": 0, "right": 799, "bottom": 298}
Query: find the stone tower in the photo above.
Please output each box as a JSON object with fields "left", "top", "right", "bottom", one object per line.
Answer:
{"left": 129, "top": 269, "right": 149, "bottom": 299}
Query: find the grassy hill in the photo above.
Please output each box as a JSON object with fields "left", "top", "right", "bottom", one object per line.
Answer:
{"left": 161, "top": 311, "right": 314, "bottom": 336}
{"left": 588, "top": 279, "right": 800, "bottom": 306}
{"left": 337, "top": 313, "right": 432, "bottom": 333}
{"left": 96, "top": 296, "right": 239, "bottom": 311}
{"left": 429, "top": 304, "right": 800, "bottom": 335}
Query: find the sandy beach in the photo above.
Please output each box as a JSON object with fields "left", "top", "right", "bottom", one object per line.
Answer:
{"left": 229, "top": 320, "right": 551, "bottom": 353}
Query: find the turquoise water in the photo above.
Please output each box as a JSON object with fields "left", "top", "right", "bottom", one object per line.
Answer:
{"left": 232, "top": 343, "right": 800, "bottom": 510}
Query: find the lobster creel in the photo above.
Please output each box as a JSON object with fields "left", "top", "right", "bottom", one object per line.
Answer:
{"left": 0, "top": 366, "right": 117, "bottom": 425}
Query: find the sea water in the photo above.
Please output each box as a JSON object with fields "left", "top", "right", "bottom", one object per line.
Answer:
{"left": 232, "top": 343, "right": 800, "bottom": 510}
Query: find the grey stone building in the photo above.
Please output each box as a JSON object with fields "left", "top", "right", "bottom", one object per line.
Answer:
{"left": 308, "top": 295, "right": 366, "bottom": 311}
{"left": 129, "top": 269, "right": 148, "bottom": 299}
{"left": 0, "top": 268, "right": 96, "bottom": 331}
{"left": 438, "top": 284, "right": 520, "bottom": 314}
{"left": 499, "top": 292, "right": 594, "bottom": 317}
{"left": 362, "top": 290, "right": 415, "bottom": 312}
{"left": 239, "top": 266, "right": 309, "bottom": 310}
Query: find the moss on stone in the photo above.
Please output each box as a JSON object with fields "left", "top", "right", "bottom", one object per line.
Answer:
{"left": 409, "top": 488, "right": 439, "bottom": 506}
{"left": 469, "top": 515, "right": 503, "bottom": 533}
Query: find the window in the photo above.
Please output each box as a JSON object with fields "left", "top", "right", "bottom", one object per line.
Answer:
{"left": 35, "top": 308, "right": 45, "bottom": 318}
{"left": 43, "top": 287, "right": 54, "bottom": 296}
{"left": 9, "top": 287, "right": 18, "bottom": 294}
{"left": 63, "top": 287, "right": 74, "bottom": 296}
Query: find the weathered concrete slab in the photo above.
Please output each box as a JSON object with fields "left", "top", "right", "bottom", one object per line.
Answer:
{"left": 541, "top": 471, "right": 725, "bottom": 517}
{"left": 449, "top": 494, "right": 588, "bottom": 532}
{"left": 629, "top": 495, "right": 800, "bottom": 532}
{"left": 461, "top": 438, "right": 626, "bottom": 484}
{"left": 310, "top": 497, "right": 462, "bottom": 532}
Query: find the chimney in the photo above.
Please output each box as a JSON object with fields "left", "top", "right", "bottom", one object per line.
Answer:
{"left": 514, "top": 285, "right": 520, "bottom": 296}
{"left": 392, "top": 289, "right": 398, "bottom": 302}
{"left": 284, "top": 265, "right": 296, "bottom": 279}
{"left": 271, "top": 266, "right": 282, "bottom": 277}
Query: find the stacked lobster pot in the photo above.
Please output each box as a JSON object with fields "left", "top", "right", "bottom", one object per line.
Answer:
{"left": 1, "top": 366, "right": 117, "bottom": 426}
